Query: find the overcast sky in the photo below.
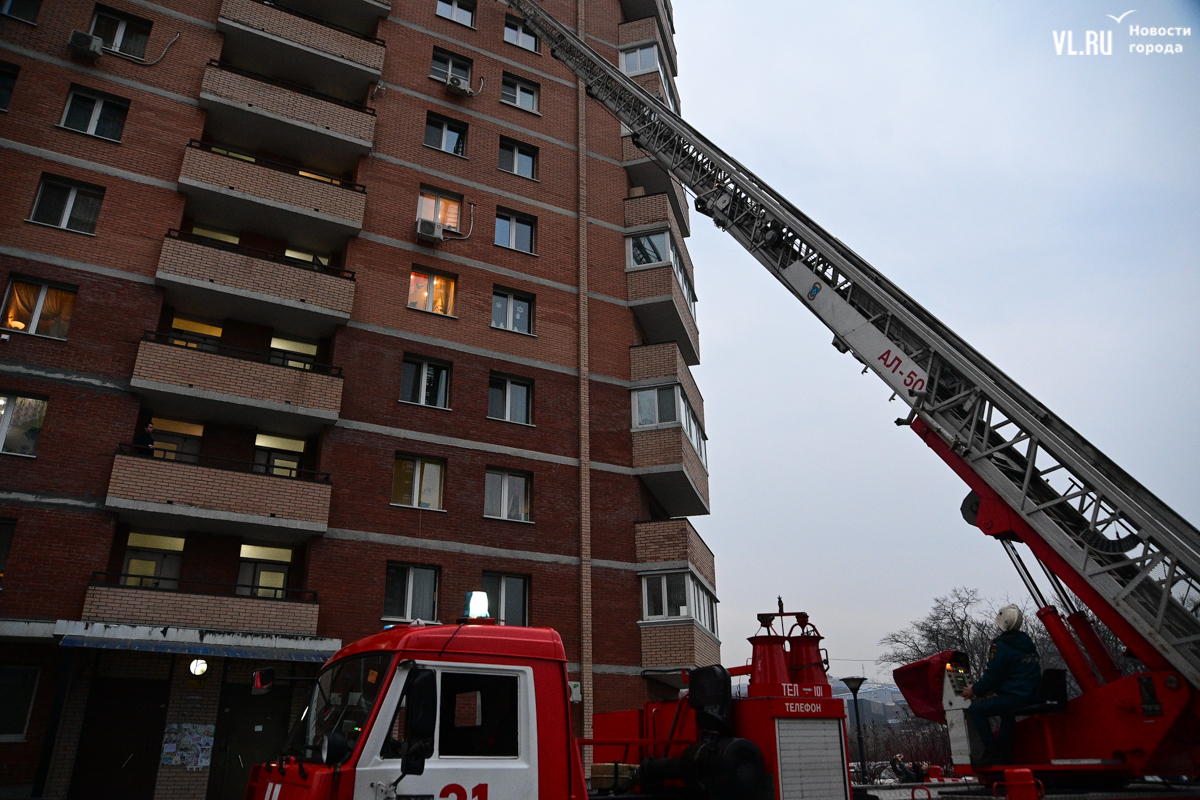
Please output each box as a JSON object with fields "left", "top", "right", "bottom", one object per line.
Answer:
{"left": 666, "top": 1, "right": 1200, "bottom": 681}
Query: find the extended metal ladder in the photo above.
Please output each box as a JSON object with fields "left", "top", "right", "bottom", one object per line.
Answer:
{"left": 503, "top": 0, "right": 1200, "bottom": 687}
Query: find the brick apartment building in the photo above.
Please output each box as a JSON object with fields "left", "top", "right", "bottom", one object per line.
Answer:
{"left": 0, "top": 0, "right": 716, "bottom": 796}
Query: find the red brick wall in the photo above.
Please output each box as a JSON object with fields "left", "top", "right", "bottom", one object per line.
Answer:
{"left": 82, "top": 584, "right": 320, "bottom": 634}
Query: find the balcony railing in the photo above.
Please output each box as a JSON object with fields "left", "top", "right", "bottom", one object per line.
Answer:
{"left": 249, "top": 0, "right": 385, "bottom": 45}
{"left": 142, "top": 330, "right": 343, "bottom": 377}
{"left": 187, "top": 139, "right": 365, "bottom": 193}
{"left": 117, "top": 443, "right": 331, "bottom": 483}
{"left": 90, "top": 571, "right": 317, "bottom": 602}
{"left": 206, "top": 59, "right": 376, "bottom": 116}
{"left": 166, "top": 229, "right": 354, "bottom": 280}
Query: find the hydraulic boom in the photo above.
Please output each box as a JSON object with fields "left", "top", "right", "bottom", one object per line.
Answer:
{"left": 504, "top": 0, "right": 1200, "bottom": 689}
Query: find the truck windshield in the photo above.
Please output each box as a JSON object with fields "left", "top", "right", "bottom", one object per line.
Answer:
{"left": 290, "top": 652, "right": 394, "bottom": 762}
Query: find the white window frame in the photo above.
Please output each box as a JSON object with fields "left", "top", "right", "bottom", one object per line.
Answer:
{"left": 488, "top": 375, "right": 532, "bottom": 424}
{"left": 641, "top": 571, "right": 718, "bottom": 635}
{"left": 484, "top": 469, "right": 531, "bottom": 522}
{"left": 407, "top": 268, "right": 457, "bottom": 316}
{"left": 495, "top": 209, "right": 536, "bottom": 253}
{"left": 491, "top": 289, "right": 533, "bottom": 334}
{"left": 382, "top": 561, "right": 440, "bottom": 622}
{"left": 632, "top": 384, "right": 707, "bottom": 465}
{"left": 424, "top": 113, "right": 467, "bottom": 156}
{"left": 1, "top": 0, "right": 40, "bottom": 23}
{"left": 29, "top": 177, "right": 104, "bottom": 234}
{"left": 60, "top": 88, "right": 128, "bottom": 141}
{"left": 392, "top": 455, "right": 445, "bottom": 510}
{"left": 0, "top": 666, "right": 39, "bottom": 742}
{"left": 435, "top": 0, "right": 474, "bottom": 27}
{"left": 620, "top": 44, "right": 659, "bottom": 75}
{"left": 418, "top": 188, "right": 463, "bottom": 231}
{"left": 91, "top": 6, "right": 152, "bottom": 59}
{"left": 482, "top": 572, "right": 529, "bottom": 625}
{"left": 430, "top": 50, "right": 471, "bottom": 84}
{"left": 0, "top": 394, "right": 47, "bottom": 457}
{"left": 400, "top": 357, "right": 450, "bottom": 409}
{"left": 1, "top": 278, "right": 76, "bottom": 339}
{"left": 503, "top": 17, "right": 538, "bottom": 52}
{"left": 500, "top": 75, "right": 539, "bottom": 113}
{"left": 627, "top": 230, "right": 697, "bottom": 318}
{"left": 498, "top": 138, "right": 537, "bottom": 180}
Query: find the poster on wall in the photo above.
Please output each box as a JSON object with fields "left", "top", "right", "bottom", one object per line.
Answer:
{"left": 160, "top": 723, "right": 215, "bottom": 767}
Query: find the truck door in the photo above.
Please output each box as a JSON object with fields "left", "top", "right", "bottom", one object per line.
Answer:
{"left": 355, "top": 662, "right": 538, "bottom": 800}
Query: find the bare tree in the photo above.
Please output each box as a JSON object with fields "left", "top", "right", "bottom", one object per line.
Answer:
{"left": 877, "top": 587, "right": 995, "bottom": 676}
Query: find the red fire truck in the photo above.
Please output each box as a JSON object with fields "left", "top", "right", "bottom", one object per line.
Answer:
{"left": 245, "top": 0, "right": 1200, "bottom": 797}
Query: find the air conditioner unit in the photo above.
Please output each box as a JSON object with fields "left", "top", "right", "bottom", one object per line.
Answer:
{"left": 68, "top": 30, "right": 104, "bottom": 62}
{"left": 445, "top": 75, "right": 473, "bottom": 97}
{"left": 415, "top": 219, "right": 445, "bottom": 243}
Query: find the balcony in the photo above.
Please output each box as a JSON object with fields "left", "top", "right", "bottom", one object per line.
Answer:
{"left": 270, "top": 0, "right": 389, "bottom": 40}
{"left": 634, "top": 519, "right": 715, "bottom": 589}
{"left": 156, "top": 230, "right": 355, "bottom": 338}
{"left": 217, "top": 0, "right": 385, "bottom": 102}
{"left": 199, "top": 61, "right": 375, "bottom": 174}
{"left": 619, "top": 0, "right": 674, "bottom": 40}
{"left": 84, "top": 574, "right": 319, "bottom": 636}
{"left": 632, "top": 426, "right": 709, "bottom": 517}
{"left": 618, "top": 17, "right": 676, "bottom": 82}
{"left": 622, "top": 141, "right": 690, "bottom": 235}
{"left": 631, "top": 342, "right": 703, "bottom": 424}
{"left": 627, "top": 266, "right": 699, "bottom": 365}
{"left": 640, "top": 619, "right": 720, "bottom": 670}
{"left": 130, "top": 331, "right": 343, "bottom": 434}
{"left": 178, "top": 140, "right": 365, "bottom": 252}
{"left": 104, "top": 448, "right": 331, "bottom": 541}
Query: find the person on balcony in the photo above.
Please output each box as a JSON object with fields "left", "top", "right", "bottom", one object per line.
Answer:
{"left": 962, "top": 604, "right": 1041, "bottom": 766}
{"left": 133, "top": 421, "right": 156, "bottom": 456}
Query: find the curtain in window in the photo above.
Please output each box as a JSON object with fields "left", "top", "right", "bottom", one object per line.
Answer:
{"left": 2, "top": 397, "right": 47, "bottom": 455}
{"left": 484, "top": 471, "right": 503, "bottom": 517}
{"left": 408, "top": 272, "right": 429, "bottom": 309}
{"left": 430, "top": 275, "right": 454, "bottom": 315}
{"left": 410, "top": 567, "right": 437, "bottom": 620}
{"left": 66, "top": 190, "right": 102, "bottom": 233}
{"left": 418, "top": 461, "right": 442, "bottom": 509}
{"left": 35, "top": 287, "right": 74, "bottom": 338}
{"left": 94, "top": 102, "right": 127, "bottom": 140}
{"left": 505, "top": 475, "right": 526, "bottom": 520}
{"left": 2, "top": 282, "right": 39, "bottom": 331}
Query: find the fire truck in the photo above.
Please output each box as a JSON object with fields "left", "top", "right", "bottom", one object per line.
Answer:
{"left": 244, "top": 0, "right": 1200, "bottom": 797}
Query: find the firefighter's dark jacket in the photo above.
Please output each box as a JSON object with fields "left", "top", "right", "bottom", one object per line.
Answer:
{"left": 973, "top": 630, "right": 1041, "bottom": 698}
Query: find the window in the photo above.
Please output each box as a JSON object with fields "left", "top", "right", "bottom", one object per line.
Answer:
{"left": 91, "top": 5, "right": 152, "bottom": 59}
{"left": 504, "top": 17, "right": 538, "bottom": 52}
{"left": 0, "top": 395, "right": 47, "bottom": 457}
{"left": 149, "top": 417, "right": 203, "bottom": 463}
{"left": 400, "top": 357, "right": 449, "bottom": 408}
{"left": 393, "top": 455, "right": 444, "bottom": 510}
{"left": 633, "top": 385, "right": 706, "bottom": 464}
{"left": 0, "top": 666, "right": 38, "bottom": 742}
{"left": 29, "top": 176, "right": 104, "bottom": 234}
{"left": 61, "top": 88, "right": 128, "bottom": 141}
{"left": 169, "top": 315, "right": 222, "bottom": 351}
{"left": 430, "top": 50, "right": 471, "bottom": 84}
{"left": 269, "top": 337, "right": 318, "bottom": 370}
{"left": 408, "top": 269, "right": 456, "bottom": 316}
{"left": 0, "top": 0, "right": 39, "bottom": 23}
{"left": 418, "top": 188, "right": 462, "bottom": 231}
{"left": 424, "top": 113, "right": 467, "bottom": 156}
{"left": 628, "top": 231, "right": 697, "bottom": 318}
{"left": 491, "top": 289, "right": 532, "bottom": 334}
{"left": 484, "top": 470, "right": 530, "bottom": 523}
{"left": 439, "top": 672, "right": 519, "bottom": 756}
{"left": 0, "top": 63, "right": 18, "bottom": 110}
{"left": 500, "top": 75, "right": 538, "bottom": 112}
{"left": 481, "top": 573, "right": 527, "bottom": 625}
{"left": 620, "top": 44, "right": 658, "bottom": 74}
{"left": 383, "top": 561, "right": 439, "bottom": 622}
{"left": 122, "top": 531, "right": 183, "bottom": 589}
{"left": 435, "top": 0, "right": 474, "bottom": 27}
{"left": 2, "top": 278, "right": 76, "bottom": 339}
{"left": 498, "top": 138, "right": 537, "bottom": 179}
{"left": 494, "top": 210, "right": 535, "bottom": 253}
{"left": 642, "top": 571, "right": 718, "bottom": 635}
{"left": 237, "top": 543, "right": 292, "bottom": 599}
{"left": 253, "top": 433, "right": 306, "bottom": 478}
{"left": 488, "top": 376, "right": 531, "bottom": 424}
{"left": 189, "top": 224, "right": 239, "bottom": 244}
{"left": 0, "top": 519, "right": 13, "bottom": 589}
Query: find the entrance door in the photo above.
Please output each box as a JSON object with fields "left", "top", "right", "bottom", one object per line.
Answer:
{"left": 206, "top": 680, "right": 294, "bottom": 800}
{"left": 68, "top": 677, "right": 169, "bottom": 800}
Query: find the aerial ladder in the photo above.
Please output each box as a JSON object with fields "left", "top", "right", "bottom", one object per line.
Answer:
{"left": 504, "top": 0, "right": 1200, "bottom": 781}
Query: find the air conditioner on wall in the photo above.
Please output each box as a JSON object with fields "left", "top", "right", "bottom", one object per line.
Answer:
{"left": 68, "top": 30, "right": 104, "bottom": 62}
{"left": 416, "top": 219, "right": 445, "bottom": 243}
{"left": 445, "top": 75, "right": 473, "bottom": 97}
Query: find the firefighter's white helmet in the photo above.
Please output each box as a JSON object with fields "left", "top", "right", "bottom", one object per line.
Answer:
{"left": 996, "top": 604, "right": 1023, "bottom": 632}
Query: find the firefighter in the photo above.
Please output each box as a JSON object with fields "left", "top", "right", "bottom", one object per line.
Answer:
{"left": 961, "top": 604, "right": 1041, "bottom": 765}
